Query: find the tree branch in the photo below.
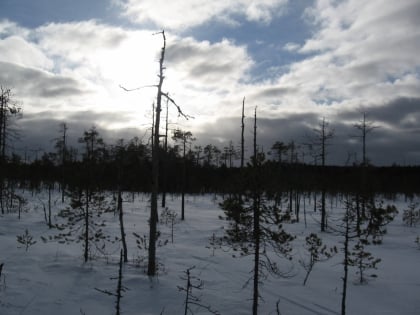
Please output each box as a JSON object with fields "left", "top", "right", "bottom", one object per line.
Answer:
{"left": 119, "top": 84, "right": 157, "bottom": 92}
{"left": 161, "top": 92, "right": 194, "bottom": 120}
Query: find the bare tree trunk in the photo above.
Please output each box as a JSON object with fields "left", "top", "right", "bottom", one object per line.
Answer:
{"left": 84, "top": 186, "right": 89, "bottom": 263}
{"left": 148, "top": 30, "right": 166, "bottom": 276}
{"left": 321, "top": 189, "right": 326, "bottom": 231}
{"left": 118, "top": 189, "right": 128, "bottom": 262}
{"left": 48, "top": 183, "right": 52, "bottom": 228}
{"left": 341, "top": 202, "right": 350, "bottom": 315}
{"left": 241, "top": 97, "right": 245, "bottom": 169}
{"left": 252, "top": 107, "right": 260, "bottom": 315}
{"left": 181, "top": 140, "right": 186, "bottom": 220}
{"left": 161, "top": 98, "right": 169, "bottom": 208}
{"left": 116, "top": 249, "right": 123, "bottom": 315}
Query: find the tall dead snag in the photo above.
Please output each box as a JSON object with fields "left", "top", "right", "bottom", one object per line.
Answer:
{"left": 161, "top": 97, "right": 170, "bottom": 208}
{"left": 251, "top": 107, "right": 260, "bottom": 315}
{"left": 241, "top": 97, "right": 245, "bottom": 169}
{"left": 148, "top": 31, "right": 191, "bottom": 276}
{"left": 353, "top": 112, "right": 378, "bottom": 167}
{"left": 305, "top": 117, "right": 334, "bottom": 231}
{"left": 148, "top": 30, "right": 166, "bottom": 276}
{"left": 172, "top": 129, "right": 195, "bottom": 220}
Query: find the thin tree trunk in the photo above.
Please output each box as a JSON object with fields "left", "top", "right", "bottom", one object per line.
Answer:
{"left": 241, "top": 97, "right": 245, "bottom": 169}
{"left": 321, "top": 189, "right": 326, "bottom": 231}
{"left": 148, "top": 30, "right": 166, "bottom": 276}
{"left": 116, "top": 249, "right": 123, "bottom": 315}
{"left": 252, "top": 107, "right": 260, "bottom": 315}
{"left": 48, "top": 183, "right": 52, "bottom": 228}
{"left": 161, "top": 98, "right": 169, "bottom": 208}
{"left": 181, "top": 140, "right": 186, "bottom": 220}
{"left": 118, "top": 189, "right": 128, "bottom": 262}
{"left": 84, "top": 186, "right": 89, "bottom": 263}
{"left": 341, "top": 204, "right": 350, "bottom": 315}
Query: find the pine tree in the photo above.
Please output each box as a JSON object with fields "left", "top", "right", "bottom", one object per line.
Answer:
{"left": 52, "top": 189, "right": 115, "bottom": 262}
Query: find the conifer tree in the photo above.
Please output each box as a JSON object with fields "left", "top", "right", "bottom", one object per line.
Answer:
{"left": 220, "top": 107, "right": 294, "bottom": 315}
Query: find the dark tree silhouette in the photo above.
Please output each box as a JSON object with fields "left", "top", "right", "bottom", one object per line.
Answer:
{"left": 172, "top": 129, "right": 195, "bottom": 220}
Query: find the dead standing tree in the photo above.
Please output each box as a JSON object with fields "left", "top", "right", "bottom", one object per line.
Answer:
{"left": 121, "top": 31, "right": 191, "bottom": 276}
{"left": 149, "top": 31, "right": 192, "bottom": 276}
{"left": 305, "top": 117, "right": 334, "bottom": 231}
{"left": 352, "top": 112, "right": 378, "bottom": 167}
{"left": 241, "top": 96, "right": 245, "bottom": 169}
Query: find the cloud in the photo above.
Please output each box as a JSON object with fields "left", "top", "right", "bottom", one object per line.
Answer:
{"left": 0, "top": 61, "right": 89, "bottom": 99}
{"left": 283, "top": 42, "right": 300, "bottom": 52}
{"left": 166, "top": 37, "right": 253, "bottom": 87}
{"left": 0, "top": 35, "right": 53, "bottom": 70}
{"left": 117, "top": 0, "right": 288, "bottom": 31}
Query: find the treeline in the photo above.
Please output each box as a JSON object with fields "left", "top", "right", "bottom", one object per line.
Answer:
{"left": 3, "top": 148, "right": 420, "bottom": 195}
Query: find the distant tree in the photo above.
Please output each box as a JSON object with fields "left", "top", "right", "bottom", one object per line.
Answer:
{"left": 305, "top": 117, "right": 334, "bottom": 231}
{"left": 402, "top": 202, "right": 420, "bottom": 227}
{"left": 270, "top": 141, "right": 288, "bottom": 163}
{"left": 287, "top": 141, "right": 299, "bottom": 164}
{"left": 221, "top": 141, "right": 237, "bottom": 167}
{"left": 54, "top": 122, "right": 69, "bottom": 203}
{"left": 193, "top": 145, "right": 203, "bottom": 166}
{"left": 352, "top": 112, "right": 378, "bottom": 167}
{"left": 203, "top": 144, "right": 216, "bottom": 166}
{"left": 0, "top": 87, "right": 21, "bottom": 214}
{"left": 172, "top": 129, "right": 195, "bottom": 220}
{"left": 0, "top": 87, "right": 21, "bottom": 163}
{"left": 306, "top": 117, "right": 334, "bottom": 166}
{"left": 79, "top": 126, "right": 105, "bottom": 165}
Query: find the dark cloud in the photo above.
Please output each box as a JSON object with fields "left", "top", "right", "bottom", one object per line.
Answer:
{"left": 195, "top": 103, "right": 420, "bottom": 166}
{"left": 11, "top": 111, "right": 144, "bottom": 161}
{"left": 253, "top": 86, "right": 299, "bottom": 100}
{"left": 7, "top": 101, "right": 420, "bottom": 166}
{"left": 0, "top": 61, "right": 89, "bottom": 99}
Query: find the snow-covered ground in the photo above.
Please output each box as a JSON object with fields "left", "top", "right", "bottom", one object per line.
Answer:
{"left": 1, "top": 190, "right": 419, "bottom": 315}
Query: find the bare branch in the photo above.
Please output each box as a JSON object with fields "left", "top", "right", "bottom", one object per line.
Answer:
{"left": 161, "top": 92, "right": 194, "bottom": 120}
{"left": 119, "top": 84, "right": 157, "bottom": 92}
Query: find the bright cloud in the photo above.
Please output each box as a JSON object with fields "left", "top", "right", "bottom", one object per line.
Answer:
{"left": 117, "top": 0, "right": 289, "bottom": 31}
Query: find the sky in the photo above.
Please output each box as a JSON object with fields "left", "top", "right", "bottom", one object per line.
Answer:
{"left": 0, "top": 0, "right": 419, "bottom": 165}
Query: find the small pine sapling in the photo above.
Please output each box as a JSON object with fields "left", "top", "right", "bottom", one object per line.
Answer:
{"left": 160, "top": 207, "right": 179, "bottom": 243}
{"left": 402, "top": 202, "right": 420, "bottom": 227}
{"left": 17, "top": 229, "right": 37, "bottom": 252}
{"left": 348, "top": 239, "right": 381, "bottom": 284}
{"left": 206, "top": 233, "right": 221, "bottom": 257}
{"left": 133, "top": 232, "right": 167, "bottom": 273}
{"left": 299, "top": 233, "right": 337, "bottom": 285}
{"left": 50, "top": 189, "right": 115, "bottom": 262}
